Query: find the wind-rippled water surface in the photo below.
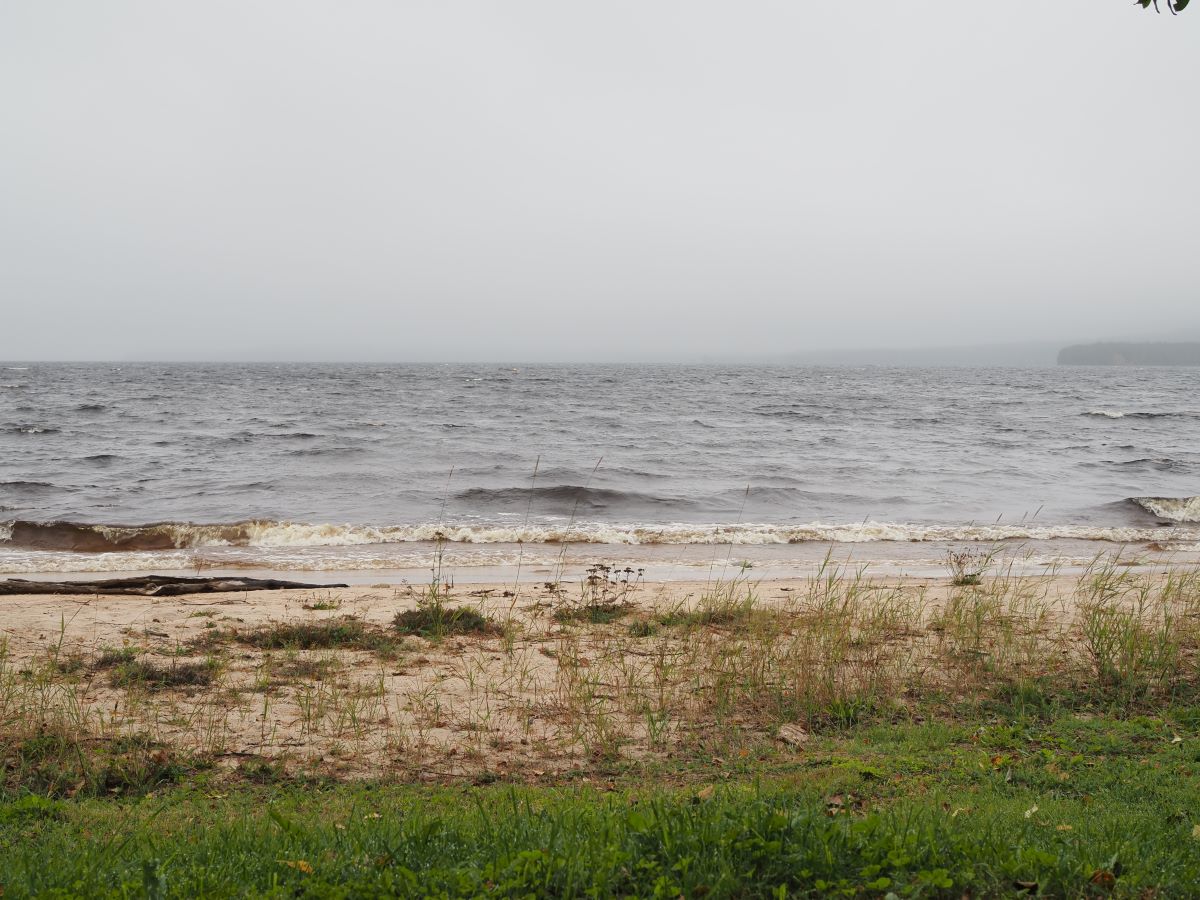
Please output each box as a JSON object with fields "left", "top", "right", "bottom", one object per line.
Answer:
{"left": 2, "top": 363, "right": 1199, "bottom": 575}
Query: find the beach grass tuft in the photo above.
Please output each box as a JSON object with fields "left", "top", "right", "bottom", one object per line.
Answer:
{"left": 2, "top": 728, "right": 193, "bottom": 799}
{"left": 108, "top": 656, "right": 219, "bottom": 691}
{"left": 237, "top": 617, "right": 401, "bottom": 656}
{"left": 393, "top": 599, "right": 495, "bottom": 639}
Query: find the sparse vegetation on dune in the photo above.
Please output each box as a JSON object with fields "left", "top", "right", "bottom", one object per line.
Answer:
{"left": 552, "top": 562, "right": 644, "bottom": 624}
{"left": 4, "top": 559, "right": 1199, "bottom": 780}
{"left": 234, "top": 616, "right": 401, "bottom": 654}
{"left": 2, "top": 558, "right": 1200, "bottom": 894}
{"left": 392, "top": 595, "right": 496, "bottom": 639}
{"left": 106, "top": 657, "right": 219, "bottom": 691}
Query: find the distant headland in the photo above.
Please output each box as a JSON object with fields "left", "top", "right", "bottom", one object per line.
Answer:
{"left": 1057, "top": 342, "right": 1200, "bottom": 366}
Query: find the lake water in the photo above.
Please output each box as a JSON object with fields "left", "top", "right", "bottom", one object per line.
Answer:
{"left": 3, "top": 362, "right": 1198, "bottom": 578}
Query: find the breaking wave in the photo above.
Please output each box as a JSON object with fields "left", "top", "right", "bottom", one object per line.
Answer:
{"left": 1083, "top": 410, "right": 1200, "bottom": 420}
{"left": 1127, "top": 496, "right": 1200, "bottom": 524}
{"left": 2, "top": 518, "right": 1195, "bottom": 553}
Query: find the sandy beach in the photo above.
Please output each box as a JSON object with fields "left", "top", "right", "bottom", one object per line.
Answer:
{"left": 5, "top": 561, "right": 1196, "bottom": 784}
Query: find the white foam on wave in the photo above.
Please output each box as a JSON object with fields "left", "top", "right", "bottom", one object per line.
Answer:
{"left": 0, "top": 551, "right": 199, "bottom": 574}
{"left": 6, "top": 519, "right": 1197, "bottom": 562}
{"left": 243, "top": 522, "right": 403, "bottom": 547}
{"left": 162, "top": 519, "right": 1199, "bottom": 547}
{"left": 1130, "top": 496, "right": 1200, "bottom": 524}
{"left": 3, "top": 538, "right": 1199, "bottom": 576}
{"left": 88, "top": 523, "right": 239, "bottom": 548}
{"left": 1083, "top": 410, "right": 1199, "bottom": 420}
{"left": 0, "top": 547, "right": 541, "bottom": 574}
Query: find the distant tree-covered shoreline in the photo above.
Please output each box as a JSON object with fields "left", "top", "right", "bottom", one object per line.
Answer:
{"left": 1058, "top": 342, "right": 1200, "bottom": 366}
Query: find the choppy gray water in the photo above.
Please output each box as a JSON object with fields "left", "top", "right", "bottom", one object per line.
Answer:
{"left": 2, "top": 363, "right": 1199, "bottom": 575}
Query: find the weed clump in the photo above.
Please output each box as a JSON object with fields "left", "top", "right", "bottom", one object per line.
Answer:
{"left": 555, "top": 604, "right": 632, "bottom": 625}
{"left": 663, "top": 578, "right": 760, "bottom": 629}
{"left": 945, "top": 548, "right": 994, "bottom": 586}
{"left": 393, "top": 600, "right": 495, "bottom": 639}
{"left": 627, "top": 618, "right": 658, "bottom": 637}
{"left": 93, "top": 646, "right": 139, "bottom": 669}
{"left": 554, "top": 563, "right": 643, "bottom": 625}
{"left": 1, "top": 728, "right": 191, "bottom": 798}
{"left": 623, "top": 578, "right": 760, "bottom": 634}
{"left": 1077, "top": 562, "right": 1185, "bottom": 703}
{"left": 238, "top": 617, "right": 400, "bottom": 656}
{"left": 109, "top": 657, "right": 219, "bottom": 691}
{"left": 235, "top": 756, "right": 287, "bottom": 784}
{"left": 392, "top": 527, "right": 497, "bottom": 638}
{"left": 302, "top": 600, "right": 340, "bottom": 611}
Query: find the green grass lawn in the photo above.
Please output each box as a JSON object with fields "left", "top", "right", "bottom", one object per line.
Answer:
{"left": 4, "top": 711, "right": 1199, "bottom": 898}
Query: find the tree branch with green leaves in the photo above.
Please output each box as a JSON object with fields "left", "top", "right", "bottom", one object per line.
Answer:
{"left": 1138, "top": 0, "right": 1190, "bottom": 13}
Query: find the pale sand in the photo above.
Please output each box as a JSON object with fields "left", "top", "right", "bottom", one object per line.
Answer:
{"left": 1, "top": 566, "right": 1192, "bottom": 782}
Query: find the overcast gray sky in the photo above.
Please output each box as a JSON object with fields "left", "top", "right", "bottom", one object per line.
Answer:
{"left": 1, "top": 2, "right": 1196, "bottom": 362}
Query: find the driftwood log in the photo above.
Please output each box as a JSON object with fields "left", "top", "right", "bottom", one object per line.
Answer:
{"left": 0, "top": 576, "right": 349, "bottom": 597}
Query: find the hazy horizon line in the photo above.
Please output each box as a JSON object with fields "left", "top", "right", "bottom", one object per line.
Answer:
{"left": 7, "top": 337, "right": 1196, "bottom": 367}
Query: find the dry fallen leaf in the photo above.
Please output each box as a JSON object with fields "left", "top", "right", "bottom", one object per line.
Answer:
{"left": 696, "top": 785, "right": 715, "bottom": 801}
{"left": 280, "top": 860, "right": 314, "bottom": 874}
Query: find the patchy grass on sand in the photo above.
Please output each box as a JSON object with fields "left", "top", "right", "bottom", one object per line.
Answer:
{"left": 3, "top": 559, "right": 1200, "bottom": 895}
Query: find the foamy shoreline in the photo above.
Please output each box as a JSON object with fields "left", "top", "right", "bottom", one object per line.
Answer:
{"left": 3, "top": 513, "right": 1200, "bottom": 581}
{"left": 3, "top": 537, "right": 1200, "bottom": 583}
{"left": 3, "top": 516, "right": 1198, "bottom": 552}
